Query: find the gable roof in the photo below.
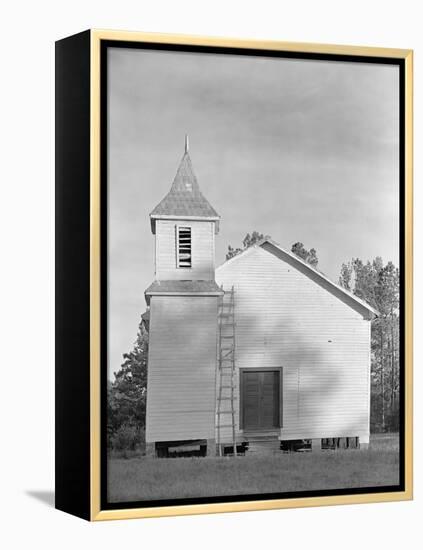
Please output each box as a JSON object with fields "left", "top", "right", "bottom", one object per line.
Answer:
{"left": 150, "top": 151, "right": 220, "bottom": 233}
{"left": 217, "top": 238, "right": 378, "bottom": 319}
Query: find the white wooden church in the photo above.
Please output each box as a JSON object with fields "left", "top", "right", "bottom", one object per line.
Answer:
{"left": 144, "top": 140, "right": 377, "bottom": 457}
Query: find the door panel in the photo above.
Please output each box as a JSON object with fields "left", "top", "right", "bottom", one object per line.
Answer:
{"left": 242, "top": 370, "right": 280, "bottom": 430}
{"left": 243, "top": 372, "right": 261, "bottom": 430}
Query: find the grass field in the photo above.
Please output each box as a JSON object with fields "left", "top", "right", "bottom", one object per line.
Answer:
{"left": 108, "top": 433, "right": 399, "bottom": 503}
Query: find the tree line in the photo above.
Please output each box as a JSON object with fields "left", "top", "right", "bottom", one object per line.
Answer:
{"left": 107, "top": 233, "right": 400, "bottom": 451}
{"left": 339, "top": 258, "right": 400, "bottom": 433}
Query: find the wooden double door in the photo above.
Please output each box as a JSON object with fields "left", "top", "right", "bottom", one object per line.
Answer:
{"left": 241, "top": 369, "right": 281, "bottom": 431}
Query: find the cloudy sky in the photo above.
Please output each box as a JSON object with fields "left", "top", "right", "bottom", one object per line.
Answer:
{"left": 108, "top": 46, "right": 399, "bottom": 378}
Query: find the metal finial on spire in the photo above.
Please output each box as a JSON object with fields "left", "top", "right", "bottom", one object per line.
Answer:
{"left": 185, "top": 134, "right": 189, "bottom": 153}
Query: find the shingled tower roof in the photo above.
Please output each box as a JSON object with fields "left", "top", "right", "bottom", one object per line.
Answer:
{"left": 150, "top": 136, "right": 220, "bottom": 233}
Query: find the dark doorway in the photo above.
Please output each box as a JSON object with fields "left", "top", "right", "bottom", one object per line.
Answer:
{"left": 241, "top": 370, "right": 281, "bottom": 431}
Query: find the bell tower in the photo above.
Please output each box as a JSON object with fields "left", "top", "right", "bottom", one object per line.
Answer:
{"left": 145, "top": 138, "right": 223, "bottom": 456}
{"left": 149, "top": 135, "right": 220, "bottom": 282}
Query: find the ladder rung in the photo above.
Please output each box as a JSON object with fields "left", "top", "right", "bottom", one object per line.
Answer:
{"left": 218, "top": 397, "right": 237, "bottom": 401}
{"left": 218, "top": 424, "right": 236, "bottom": 428}
{"left": 221, "top": 385, "right": 234, "bottom": 389}
{"left": 216, "top": 411, "right": 235, "bottom": 415}
{"left": 221, "top": 335, "right": 234, "bottom": 339}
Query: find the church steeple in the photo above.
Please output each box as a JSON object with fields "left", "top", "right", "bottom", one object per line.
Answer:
{"left": 150, "top": 138, "right": 220, "bottom": 234}
{"left": 144, "top": 138, "right": 223, "bottom": 456}
{"left": 148, "top": 138, "right": 221, "bottom": 282}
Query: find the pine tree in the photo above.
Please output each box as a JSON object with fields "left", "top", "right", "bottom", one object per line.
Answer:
{"left": 107, "top": 317, "right": 149, "bottom": 449}
{"left": 339, "top": 262, "right": 353, "bottom": 290}
{"left": 339, "top": 257, "right": 399, "bottom": 433}
{"left": 291, "top": 242, "right": 319, "bottom": 267}
{"left": 226, "top": 231, "right": 269, "bottom": 260}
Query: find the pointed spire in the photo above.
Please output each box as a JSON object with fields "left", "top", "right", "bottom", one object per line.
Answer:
{"left": 149, "top": 140, "right": 220, "bottom": 234}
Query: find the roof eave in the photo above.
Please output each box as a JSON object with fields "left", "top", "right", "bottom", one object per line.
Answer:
{"left": 260, "top": 239, "right": 379, "bottom": 317}
{"left": 145, "top": 289, "right": 224, "bottom": 305}
{"left": 216, "top": 239, "right": 378, "bottom": 318}
{"left": 150, "top": 214, "right": 221, "bottom": 234}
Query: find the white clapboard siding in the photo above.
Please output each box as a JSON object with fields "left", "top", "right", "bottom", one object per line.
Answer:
{"left": 146, "top": 295, "right": 218, "bottom": 442}
{"left": 216, "top": 245, "right": 371, "bottom": 442}
{"left": 155, "top": 219, "right": 215, "bottom": 280}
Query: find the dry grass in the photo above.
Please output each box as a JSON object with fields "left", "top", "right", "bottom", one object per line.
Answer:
{"left": 107, "top": 433, "right": 400, "bottom": 503}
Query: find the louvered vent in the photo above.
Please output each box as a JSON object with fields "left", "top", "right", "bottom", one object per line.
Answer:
{"left": 177, "top": 226, "right": 192, "bottom": 268}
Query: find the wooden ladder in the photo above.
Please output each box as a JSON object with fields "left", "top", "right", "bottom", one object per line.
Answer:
{"left": 216, "top": 286, "right": 237, "bottom": 457}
